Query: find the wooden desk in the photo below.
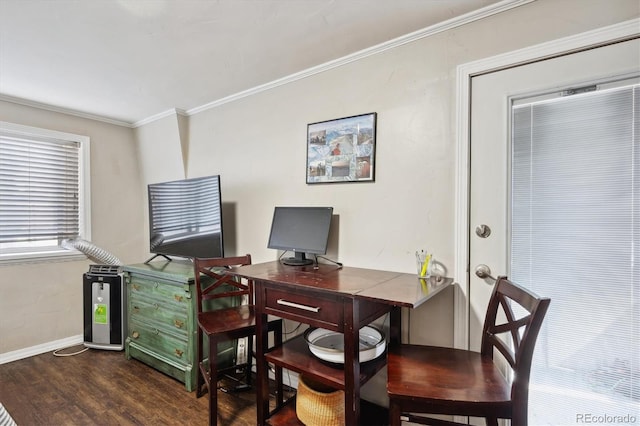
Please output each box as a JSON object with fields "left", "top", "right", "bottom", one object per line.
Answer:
{"left": 228, "top": 261, "right": 451, "bottom": 425}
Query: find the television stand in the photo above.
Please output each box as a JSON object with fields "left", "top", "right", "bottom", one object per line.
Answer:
{"left": 144, "top": 253, "right": 173, "bottom": 264}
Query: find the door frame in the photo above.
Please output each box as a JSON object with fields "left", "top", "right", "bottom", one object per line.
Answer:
{"left": 453, "top": 18, "right": 640, "bottom": 350}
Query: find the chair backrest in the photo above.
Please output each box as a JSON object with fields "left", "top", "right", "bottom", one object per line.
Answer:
{"left": 480, "top": 276, "right": 550, "bottom": 415}
{"left": 193, "top": 255, "right": 253, "bottom": 313}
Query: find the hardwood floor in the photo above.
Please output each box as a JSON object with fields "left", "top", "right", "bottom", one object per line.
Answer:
{"left": 0, "top": 345, "right": 293, "bottom": 425}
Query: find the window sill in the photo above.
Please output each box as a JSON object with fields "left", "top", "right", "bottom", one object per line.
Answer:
{"left": 0, "top": 249, "right": 87, "bottom": 266}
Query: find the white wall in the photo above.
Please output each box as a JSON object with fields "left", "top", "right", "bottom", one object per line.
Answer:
{"left": 134, "top": 110, "right": 186, "bottom": 185}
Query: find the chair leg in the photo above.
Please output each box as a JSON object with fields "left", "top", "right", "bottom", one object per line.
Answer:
{"left": 246, "top": 336, "right": 253, "bottom": 387}
{"left": 512, "top": 407, "right": 527, "bottom": 426}
{"left": 208, "top": 337, "right": 218, "bottom": 426}
{"left": 274, "top": 323, "right": 283, "bottom": 407}
{"left": 196, "top": 327, "right": 205, "bottom": 398}
{"left": 389, "top": 400, "right": 402, "bottom": 426}
{"left": 485, "top": 418, "right": 498, "bottom": 426}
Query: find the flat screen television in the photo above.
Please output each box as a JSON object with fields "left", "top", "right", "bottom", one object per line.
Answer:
{"left": 267, "top": 206, "right": 333, "bottom": 266}
{"left": 147, "top": 175, "right": 223, "bottom": 262}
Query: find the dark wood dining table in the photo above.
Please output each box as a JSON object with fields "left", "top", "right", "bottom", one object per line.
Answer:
{"left": 228, "top": 260, "right": 452, "bottom": 425}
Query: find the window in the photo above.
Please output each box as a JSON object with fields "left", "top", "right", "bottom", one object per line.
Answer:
{"left": 0, "top": 122, "right": 91, "bottom": 264}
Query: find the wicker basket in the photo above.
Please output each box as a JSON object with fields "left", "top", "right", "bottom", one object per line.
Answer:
{"left": 296, "top": 375, "right": 345, "bottom": 426}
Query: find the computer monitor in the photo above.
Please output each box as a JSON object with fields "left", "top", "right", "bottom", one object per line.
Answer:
{"left": 267, "top": 206, "right": 333, "bottom": 266}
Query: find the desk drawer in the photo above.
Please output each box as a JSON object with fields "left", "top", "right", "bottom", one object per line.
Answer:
{"left": 264, "top": 286, "right": 343, "bottom": 330}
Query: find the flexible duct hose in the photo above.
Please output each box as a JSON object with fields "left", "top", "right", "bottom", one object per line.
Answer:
{"left": 61, "top": 238, "right": 123, "bottom": 265}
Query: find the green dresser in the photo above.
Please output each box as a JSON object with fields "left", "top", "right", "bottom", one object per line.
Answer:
{"left": 124, "top": 260, "right": 237, "bottom": 391}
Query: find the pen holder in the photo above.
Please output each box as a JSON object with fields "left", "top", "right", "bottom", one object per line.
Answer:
{"left": 415, "top": 251, "right": 434, "bottom": 278}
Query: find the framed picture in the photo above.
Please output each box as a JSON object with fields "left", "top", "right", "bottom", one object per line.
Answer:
{"left": 306, "top": 112, "right": 377, "bottom": 184}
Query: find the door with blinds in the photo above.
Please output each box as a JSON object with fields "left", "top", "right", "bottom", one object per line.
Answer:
{"left": 469, "top": 38, "right": 639, "bottom": 424}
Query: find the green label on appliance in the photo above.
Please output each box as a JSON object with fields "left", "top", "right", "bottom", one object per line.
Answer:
{"left": 94, "top": 304, "right": 107, "bottom": 324}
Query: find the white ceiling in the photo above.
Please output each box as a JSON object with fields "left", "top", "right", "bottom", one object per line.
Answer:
{"left": 0, "top": 0, "right": 504, "bottom": 126}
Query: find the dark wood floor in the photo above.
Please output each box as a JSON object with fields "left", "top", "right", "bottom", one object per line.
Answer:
{"left": 0, "top": 345, "right": 293, "bottom": 425}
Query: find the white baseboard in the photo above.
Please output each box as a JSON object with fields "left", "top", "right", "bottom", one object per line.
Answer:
{"left": 0, "top": 335, "right": 84, "bottom": 365}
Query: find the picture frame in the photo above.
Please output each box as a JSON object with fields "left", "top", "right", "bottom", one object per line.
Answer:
{"left": 306, "top": 112, "right": 377, "bottom": 184}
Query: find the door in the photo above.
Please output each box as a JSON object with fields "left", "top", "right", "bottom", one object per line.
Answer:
{"left": 470, "top": 39, "right": 639, "bottom": 424}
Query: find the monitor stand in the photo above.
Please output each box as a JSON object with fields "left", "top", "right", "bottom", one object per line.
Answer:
{"left": 282, "top": 252, "right": 313, "bottom": 266}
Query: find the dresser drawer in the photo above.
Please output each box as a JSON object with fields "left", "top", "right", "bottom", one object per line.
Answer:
{"left": 264, "top": 286, "right": 343, "bottom": 330}
{"left": 129, "top": 276, "right": 191, "bottom": 305}
{"left": 129, "top": 294, "right": 189, "bottom": 336}
{"left": 128, "top": 317, "right": 190, "bottom": 364}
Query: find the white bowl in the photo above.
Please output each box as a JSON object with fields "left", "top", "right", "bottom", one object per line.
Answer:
{"left": 304, "top": 326, "right": 386, "bottom": 364}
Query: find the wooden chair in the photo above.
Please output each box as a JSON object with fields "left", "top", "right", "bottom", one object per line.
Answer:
{"left": 387, "top": 276, "right": 550, "bottom": 426}
{"left": 194, "top": 255, "right": 283, "bottom": 426}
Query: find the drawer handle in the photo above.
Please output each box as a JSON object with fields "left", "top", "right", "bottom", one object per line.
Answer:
{"left": 174, "top": 295, "right": 184, "bottom": 303}
{"left": 132, "top": 284, "right": 140, "bottom": 291}
{"left": 132, "top": 331, "right": 139, "bottom": 339}
{"left": 276, "top": 299, "right": 320, "bottom": 313}
{"left": 175, "top": 349, "right": 184, "bottom": 358}
{"left": 174, "top": 319, "right": 184, "bottom": 329}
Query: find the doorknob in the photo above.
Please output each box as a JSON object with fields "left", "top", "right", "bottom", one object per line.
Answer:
{"left": 474, "top": 264, "right": 496, "bottom": 282}
{"left": 475, "top": 224, "right": 491, "bottom": 238}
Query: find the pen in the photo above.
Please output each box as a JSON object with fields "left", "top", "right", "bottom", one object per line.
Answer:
{"left": 420, "top": 253, "right": 431, "bottom": 277}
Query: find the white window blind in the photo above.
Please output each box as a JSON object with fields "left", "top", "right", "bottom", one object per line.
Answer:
{"left": 0, "top": 122, "right": 90, "bottom": 263}
{"left": 511, "top": 83, "right": 639, "bottom": 423}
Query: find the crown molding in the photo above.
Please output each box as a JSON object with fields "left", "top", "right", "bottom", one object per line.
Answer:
{"left": 132, "top": 108, "right": 187, "bottom": 128}
{"left": 0, "top": 93, "right": 134, "bottom": 128}
{"left": 185, "top": 0, "right": 534, "bottom": 117}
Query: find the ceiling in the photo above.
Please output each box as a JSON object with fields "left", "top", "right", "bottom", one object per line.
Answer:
{"left": 0, "top": 0, "right": 504, "bottom": 126}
